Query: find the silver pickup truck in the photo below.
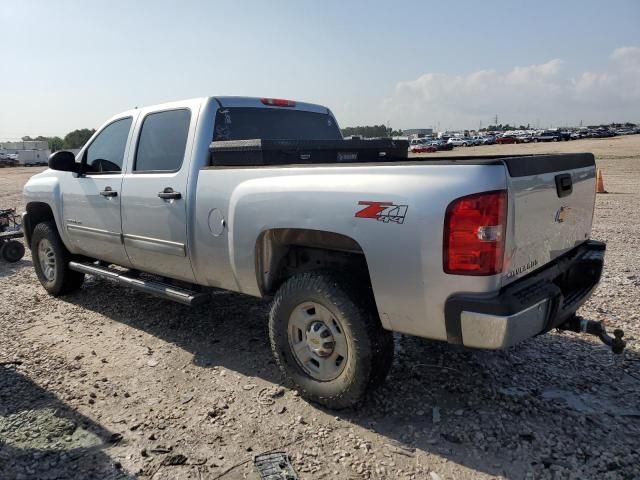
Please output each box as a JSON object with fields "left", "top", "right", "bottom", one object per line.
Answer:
{"left": 23, "top": 96, "right": 623, "bottom": 408}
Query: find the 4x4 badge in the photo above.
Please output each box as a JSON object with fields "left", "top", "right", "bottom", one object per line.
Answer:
{"left": 355, "top": 201, "right": 408, "bottom": 224}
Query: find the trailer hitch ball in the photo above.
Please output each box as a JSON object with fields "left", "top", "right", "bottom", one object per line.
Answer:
{"left": 611, "top": 329, "right": 625, "bottom": 355}
{"left": 558, "top": 316, "right": 627, "bottom": 355}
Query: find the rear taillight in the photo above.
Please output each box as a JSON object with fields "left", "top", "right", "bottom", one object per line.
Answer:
{"left": 443, "top": 190, "right": 507, "bottom": 275}
{"left": 261, "top": 98, "right": 296, "bottom": 107}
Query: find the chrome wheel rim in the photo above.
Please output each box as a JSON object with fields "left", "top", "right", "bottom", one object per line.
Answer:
{"left": 38, "top": 239, "right": 56, "bottom": 282}
{"left": 288, "top": 302, "right": 348, "bottom": 381}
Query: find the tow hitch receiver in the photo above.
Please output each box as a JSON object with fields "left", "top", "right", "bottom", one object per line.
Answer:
{"left": 558, "top": 315, "right": 626, "bottom": 354}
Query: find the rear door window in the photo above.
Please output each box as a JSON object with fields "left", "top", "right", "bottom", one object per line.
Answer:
{"left": 134, "top": 109, "right": 191, "bottom": 172}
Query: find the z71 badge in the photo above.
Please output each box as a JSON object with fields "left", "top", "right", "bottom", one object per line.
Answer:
{"left": 355, "top": 201, "right": 408, "bottom": 224}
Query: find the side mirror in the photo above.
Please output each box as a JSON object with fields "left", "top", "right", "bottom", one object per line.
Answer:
{"left": 48, "top": 151, "right": 79, "bottom": 173}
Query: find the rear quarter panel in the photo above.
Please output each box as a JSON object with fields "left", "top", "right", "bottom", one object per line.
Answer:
{"left": 192, "top": 162, "right": 507, "bottom": 341}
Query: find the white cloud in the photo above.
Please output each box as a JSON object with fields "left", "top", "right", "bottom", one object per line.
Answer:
{"left": 382, "top": 47, "right": 640, "bottom": 129}
{"left": 610, "top": 46, "right": 640, "bottom": 72}
{"left": 505, "top": 58, "right": 564, "bottom": 86}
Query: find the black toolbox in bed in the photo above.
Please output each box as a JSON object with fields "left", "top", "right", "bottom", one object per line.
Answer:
{"left": 209, "top": 138, "right": 409, "bottom": 166}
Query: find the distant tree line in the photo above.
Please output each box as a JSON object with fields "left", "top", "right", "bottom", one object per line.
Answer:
{"left": 341, "top": 125, "right": 403, "bottom": 138}
{"left": 21, "top": 128, "right": 96, "bottom": 152}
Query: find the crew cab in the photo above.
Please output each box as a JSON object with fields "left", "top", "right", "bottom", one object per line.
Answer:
{"left": 23, "top": 96, "right": 614, "bottom": 408}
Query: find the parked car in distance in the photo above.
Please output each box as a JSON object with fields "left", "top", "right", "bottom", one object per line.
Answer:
{"left": 0, "top": 154, "right": 19, "bottom": 167}
{"left": 516, "top": 134, "right": 533, "bottom": 143}
{"left": 431, "top": 140, "right": 454, "bottom": 151}
{"left": 409, "top": 141, "right": 437, "bottom": 153}
{"left": 614, "top": 129, "right": 629, "bottom": 135}
{"left": 533, "top": 130, "right": 570, "bottom": 142}
{"left": 447, "top": 137, "right": 471, "bottom": 147}
{"left": 575, "top": 129, "right": 591, "bottom": 138}
{"left": 409, "top": 139, "right": 436, "bottom": 151}
{"left": 496, "top": 135, "right": 519, "bottom": 144}
{"left": 594, "top": 129, "right": 616, "bottom": 138}
{"left": 480, "top": 135, "right": 496, "bottom": 145}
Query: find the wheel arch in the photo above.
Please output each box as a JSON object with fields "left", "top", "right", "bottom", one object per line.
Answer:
{"left": 24, "top": 202, "right": 56, "bottom": 249}
{"left": 255, "top": 227, "right": 375, "bottom": 299}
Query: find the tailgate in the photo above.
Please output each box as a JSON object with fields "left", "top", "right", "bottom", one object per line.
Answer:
{"left": 501, "top": 153, "right": 596, "bottom": 286}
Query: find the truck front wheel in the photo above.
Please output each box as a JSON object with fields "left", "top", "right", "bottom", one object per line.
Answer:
{"left": 31, "top": 221, "right": 85, "bottom": 296}
{"left": 269, "top": 271, "right": 394, "bottom": 409}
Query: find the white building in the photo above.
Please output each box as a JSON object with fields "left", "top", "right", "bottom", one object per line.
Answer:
{"left": 16, "top": 149, "right": 51, "bottom": 166}
{"left": 404, "top": 128, "right": 433, "bottom": 139}
{"left": 0, "top": 140, "right": 50, "bottom": 166}
{"left": 0, "top": 140, "right": 48, "bottom": 150}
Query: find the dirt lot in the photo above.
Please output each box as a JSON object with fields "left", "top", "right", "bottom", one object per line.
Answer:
{"left": 1, "top": 135, "right": 639, "bottom": 479}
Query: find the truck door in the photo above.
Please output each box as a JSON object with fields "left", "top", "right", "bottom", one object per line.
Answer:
{"left": 120, "top": 108, "right": 196, "bottom": 282}
{"left": 62, "top": 116, "right": 134, "bottom": 267}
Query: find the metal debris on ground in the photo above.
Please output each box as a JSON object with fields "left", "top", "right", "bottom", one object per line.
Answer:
{"left": 161, "top": 454, "right": 188, "bottom": 466}
{"left": 254, "top": 452, "right": 299, "bottom": 480}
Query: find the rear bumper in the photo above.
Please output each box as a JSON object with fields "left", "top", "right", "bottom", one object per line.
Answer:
{"left": 444, "top": 240, "right": 605, "bottom": 349}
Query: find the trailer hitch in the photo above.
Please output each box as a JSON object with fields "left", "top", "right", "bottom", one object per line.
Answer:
{"left": 558, "top": 315, "right": 626, "bottom": 354}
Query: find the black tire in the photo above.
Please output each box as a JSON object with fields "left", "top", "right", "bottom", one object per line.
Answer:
{"left": 269, "top": 271, "right": 394, "bottom": 409}
{"left": 1, "top": 240, "right": 25, "bottom": 263}
{"left": 31, "top": 221, "right": 84, "bottom": 296}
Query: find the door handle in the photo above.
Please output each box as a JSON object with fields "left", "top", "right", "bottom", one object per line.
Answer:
{"left": 99, "top": 187, "right": 118, "bottom": 197}
{"left": 158, "top": 187, "right": 182, "bottom": 200}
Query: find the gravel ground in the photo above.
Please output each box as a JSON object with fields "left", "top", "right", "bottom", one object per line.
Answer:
{"left": 1, "top": 135, "right": 639, "bottom": 480}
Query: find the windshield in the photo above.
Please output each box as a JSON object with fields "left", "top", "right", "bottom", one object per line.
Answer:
{"left": 213, "top": 107, "right": 342, "bottom": 141}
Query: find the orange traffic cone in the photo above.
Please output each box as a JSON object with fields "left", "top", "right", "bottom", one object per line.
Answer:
{"left": 596, "top": 168, "right": 607, "bottom": 194}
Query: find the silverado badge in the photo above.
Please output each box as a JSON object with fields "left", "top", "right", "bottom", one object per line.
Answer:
{"left": 506, "top": 259, "right": 538, "bottom": 278}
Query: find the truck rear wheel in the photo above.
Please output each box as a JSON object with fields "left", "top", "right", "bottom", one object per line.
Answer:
{"left": 31, "top": 221, "right": 85, "bottom": 296}
{"left": 269, "top": 271, "right": 394, "bottom": 409}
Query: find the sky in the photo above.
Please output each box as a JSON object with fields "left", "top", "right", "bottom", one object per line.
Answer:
{"left": 1, "top": 0, "right": 639, "bottom": 139}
